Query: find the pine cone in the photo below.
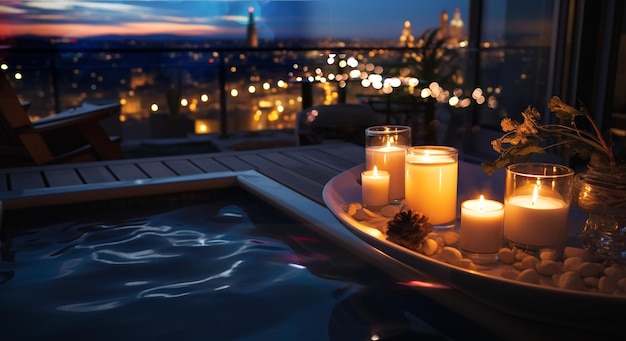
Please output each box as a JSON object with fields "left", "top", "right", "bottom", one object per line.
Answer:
{"left": 386, "top": 209, "right": 433, "bottom": 252}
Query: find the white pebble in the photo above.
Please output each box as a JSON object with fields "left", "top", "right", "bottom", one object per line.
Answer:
{"left": 457, "top": 258, "right": 476, "bottom": 270}
{"left": 497, "top": 248, "right": 515, "bottom": 264}
{"left": 599, "top": 276, "right": 619, "bottom": 294}
{"left": 352, "top": 209, "right": 370, "bottom": 221}
{"left": 434, "top": 236, "right": 445, "bottom": 247}
{"left": 442, "top": 231, "right": 460, "bottom": 246}
{"left": 520, "top": 256, "right": 540, "bottom": 270}
{"left": 441, "top": 246, "right": 463, "bottom": 265}
{"left": 422, "top": 238, "right": 439, "bottom": 256}
{"left": 380, "top": 205, "right": 400, "bottom": 218}
{"left": 539, "top": 249, "right": 558, "bottom": 261}
{"left": 605, "top": 265, "right": 626, "bottom": 279}
{"left": 577, "top": 262, "right": 604, "bottom": 278}
{"left": 563, "top": 247, "right": 594, "bottom": 262}
{"left": 618, "top": 278, "right": 626, "bottom": 291}
{"left": 552, "top": 273, "right": 561, "bottom": 285}
{"left": 563, "top": 257, "right": 583, "bottom": 272}
{"left": 362, "top": 207, "right": 381, "bottom": 218}
{"left": 346, "top": 202, "right": 361, "bottom": 216}
{"left": 517, "top": 268, "right": 541, "bottom": 284}
{"left": 584, "top": 276, "right": 600, "bottom": 289}
{"left": 558, "top": 271, "right": 585, "bottom": 291}
{"left": 515, "top": 249, "right": 530, "bottom": 261}
{"left": 535, "top": 260, "right": 561, "bottom": 276}
{"left": 501, "top": 268, "right": 520, "bottom": 280}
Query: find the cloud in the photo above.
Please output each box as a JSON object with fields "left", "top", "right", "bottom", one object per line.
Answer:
{"left": 0, "top": 4, "right": 27, "bottom": 14}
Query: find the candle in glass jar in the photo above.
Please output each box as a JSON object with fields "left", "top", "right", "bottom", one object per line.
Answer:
{"left": 405, "top": 146, "right": 458, "bottom": 226}
{"left": 361, "top": 166, "right": 390, "bottom": 207}
{"left": 460, "top": 195, "right": 504, "bottom": 254}
{"left": 504, "top": 185, "right": 569, "bottom": 247}
{"left": 366, "top": 141, "right": 406, "bottom": 201}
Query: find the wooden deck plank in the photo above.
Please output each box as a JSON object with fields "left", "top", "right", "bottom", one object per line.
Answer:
{"left": 265, "top": 151, "right": 342, "bottom": 185}
{"left": 108, "top": 163, "right": 150, "bottom": 181}
{"left": 9, "top": 170, "right": 46, "bottom": 190}
{"left": 294, "top": 149, "right": 360, "bottom": 172}
{"left": 0, "top": 174, "right": 8, "bottom": 191}
{"left": 259, "top": 151, "right": 309, "bottom": 169}
{"left": 163, "top": 159, "right": 205, "bottom": 176}
{"left": 331, "top": 144, "right": 366, "bottom": 164}
{"left": 212, "top": 155, "right": 255, "bottom": 171}
{"left": 0, "top": 143, "right": 362, "bottom": 198}
{"left": 77, "top": 166, "right": 117, "bottom": 184}
{"left": 44, "top": 168, "right": 83, "bottom": 187}
{"left": 253, "top": 164, "right": 326, "bottom": 204}
{"left": 188, "top": 157, "right": 232, "bottom": 173}
{"left": 136, "top": 161, "right": 178, "bottom": 178}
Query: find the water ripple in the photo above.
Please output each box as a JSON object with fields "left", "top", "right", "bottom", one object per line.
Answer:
{"left": 137, "top": 260, "right": 243, "bottom": 298}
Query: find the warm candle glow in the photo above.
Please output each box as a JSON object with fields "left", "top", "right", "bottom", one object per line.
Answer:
{"left": 405, "top": 146, "right": 458, "bottom": 226}
{"left": 365, "top": 126, "right": 410, "bottom": 201}
{"left": 361, "top": 167, "right": 390, "bottom": 207}
{"left": 460, "top": 195, "right": 504, "bottom": 260}
{"left": 503, "top": 163, "right": 574, "bottom": 252}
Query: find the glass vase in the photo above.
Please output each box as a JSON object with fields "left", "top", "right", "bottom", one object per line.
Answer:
{"left": 573, "top": 165, "right": 626, "bottom": 263}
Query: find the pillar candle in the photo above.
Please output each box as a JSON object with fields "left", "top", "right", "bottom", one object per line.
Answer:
{"left": 460, "top": 195, "right": 504, "bottom": 254}
{"left": 366, "top": 142, "right": 406, "bottom": 201}
{"left": 405, "top": 147, "right": 458, "bottom": 226}
{"left": 361, "top": 166, "right": 390, "bottom": 207}
{"left": 504, "top": 185, "right": 569, "bottom": 247}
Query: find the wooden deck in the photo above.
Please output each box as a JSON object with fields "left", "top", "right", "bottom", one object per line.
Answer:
{"left": 0, "top": 142, "right": 365, "bottom": 207}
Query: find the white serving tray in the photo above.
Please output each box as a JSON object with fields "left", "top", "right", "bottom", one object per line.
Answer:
{"left": 323, "top": 164, "right": 626, "bottom": 334}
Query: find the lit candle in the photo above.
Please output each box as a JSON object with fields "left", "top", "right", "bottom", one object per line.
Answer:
{"left": 504, "top": 184, "right": 569, "bottom": 248}
{"left": 366, "top": 139, "right": 406, "bottom": 201}
{"left": 361, "top": 166, "right": 390, "bottom": 207}
{"left": 460, "top": 195, "right": 504, "bottom": 255}
{"left": 405, "top": 146, "right": 458, "bottom": 226}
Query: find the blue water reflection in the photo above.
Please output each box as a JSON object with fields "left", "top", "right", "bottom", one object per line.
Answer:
{"left": 0, "top": 188, "right": 495, "bottom": 340}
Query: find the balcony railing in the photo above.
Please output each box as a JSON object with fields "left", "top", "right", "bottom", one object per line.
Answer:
{"left": 1, "top": 43, "right": 552, "bottom": 156}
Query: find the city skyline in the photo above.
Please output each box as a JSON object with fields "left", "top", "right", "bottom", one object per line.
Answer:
{"left": 0, "top": 0, "right": 469, "bottom": 42}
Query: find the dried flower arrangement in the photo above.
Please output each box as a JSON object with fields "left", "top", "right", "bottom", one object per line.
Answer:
{"left": 482, "top": 96, "right": 623, "bottom": 175}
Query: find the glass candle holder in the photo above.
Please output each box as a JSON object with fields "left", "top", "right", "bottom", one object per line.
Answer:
{"left": 405, "top": 146, "right": 458, "bottom": 228}
{"left": 460, "top": 195, "right": 504, "bottom": 264}
{"left": 365, "top": 125, "right": 411, "bottom": 202}
{"left": 504, "top": 163, "right": 574, "bottom": 256}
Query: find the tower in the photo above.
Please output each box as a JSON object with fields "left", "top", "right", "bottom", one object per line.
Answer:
{"left": 247, "top": 7, "right": 258, "bottom": 48}
{"left": 399, "top": 21, "right": 415, "bottom": 47}
{"left": 449, "top": 7, "right": 464, "bottom": 46}
{"left": 438, "top": 10, "right": 449, "bottom": 41}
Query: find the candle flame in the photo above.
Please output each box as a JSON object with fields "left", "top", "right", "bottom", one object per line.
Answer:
{"left": 373, "top": 165, "right": 378, "bottom": 177}
{"left": 479, "top": 194, "right": 485, "bottom": 211}
{"left": 532, "top": 185, "right": 538, "bottom": 206}
{"left": 386, "top": 136, "right": 395, "bottom": 148}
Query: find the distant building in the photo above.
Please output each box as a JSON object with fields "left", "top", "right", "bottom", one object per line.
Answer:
{"left": 438, "top": 10, "right": 449, "bottom": 39}
{"left": 449, "top": 7, "right": 465, "bottom": 46}
{"left": 247, "top": 7, "right": 258, "bottom": 48}
{"left": 399, "top": 20, "right": 415, "bottom": 47}
{"left": 437, "top": 8, "right": 465, "bottom": 47}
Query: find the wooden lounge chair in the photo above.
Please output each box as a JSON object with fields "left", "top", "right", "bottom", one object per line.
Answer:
{"left": 0, "top": 73, "right": 124, "bottom": 167}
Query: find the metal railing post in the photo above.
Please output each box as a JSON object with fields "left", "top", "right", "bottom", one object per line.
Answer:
{"left": 218, "top": 53, "right": 228, "bottom": 138}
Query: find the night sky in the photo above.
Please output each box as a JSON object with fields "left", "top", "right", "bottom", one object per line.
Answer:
{"left": 0, "top": 0, "right": 470, "bottom": 41}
